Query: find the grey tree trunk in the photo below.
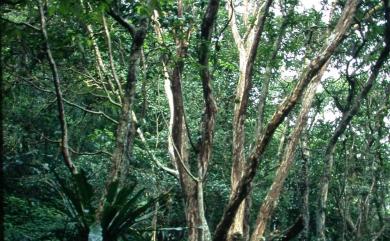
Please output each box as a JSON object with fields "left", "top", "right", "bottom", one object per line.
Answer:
{"left": 214, "top": 1, "right": 360, "bottom": 240}
{"left": 316, "top": 2, "right": 390, "bottom": 237}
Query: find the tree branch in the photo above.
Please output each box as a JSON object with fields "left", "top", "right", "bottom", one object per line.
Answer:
{"left": 62, "top": 99, "right": 118, "bottom": 124}
{"left": 107, "top": 8, "right": 136, "bottom": 36}
{"left": 1, "top": 17, "right": 40, "bottom": 31}
{"left": 226, "top": 0, "right": 244, "bottom": 51}
{"left": 38, "top": 0, "right": 78, "bottom": 175}
{"left": 213, "top": 1, "right": 360, "bottom": 239}
{"left": 198, "top": 0, "right": 220, "bottom": 179}
{"left": 131, "top": 112, "right": 179, "bottom": 178}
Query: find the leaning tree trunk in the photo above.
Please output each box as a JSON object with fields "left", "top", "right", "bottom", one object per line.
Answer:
{"left": 213, "top": 1, "right": 360, "bottom": 240}
{"left": 249, "top": 2, "right": 341, "bottom": 225}
{"left": 249, "top": 60, "right": 327, "bottom": 241}
{"left": 316, "top": 4, "right": 390, "bottom": 236}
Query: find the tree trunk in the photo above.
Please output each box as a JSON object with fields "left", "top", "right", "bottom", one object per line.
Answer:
{"left": 300, "top": 133, "right": 310, "bottom": 241}
{"left": 107, "top": 27, "right": 147, "bottom": 183}
{"left": 161, "top": 1, "right": 220, "bottom": 240}
{"left": 166, "top": 65, "right": 212, "bottom": 241}
{"left": 38, "top": 0, "right": 78, "bottom": 175}
{"left": 98, "top": 6, "right": 150, "bottom": 219}
{"left": 213, "top": 2, "right": 360, "bottom": 240}
{"left": 316, "top": 3, "right": 390, "bottom": 237}
{"left": 250, "top": 62, "right": 325, "bottom": 241}
{"left": 164, "top": 30, "right": 212, "bottom": 240}
{"left": 227, "top": 1, "right": 273, "bottom": 239}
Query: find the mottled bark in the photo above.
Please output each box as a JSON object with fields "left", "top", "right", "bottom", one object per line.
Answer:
{"left": 167, "top": 48, "right": 211, "bottom": 241}
{"left": 214, "top": 1, "right": 360, "bottom": 240}
{"left": 159, "top": 1, "right": 220, "bottom": 240}
{"left": 228, "top": 1, "right": 273, "bottom": 240}
{"left": 108, "top": 25, "right": 148, "bottom": 183}
{"left": 198, "top": 0, "right": 219, "bottom": 182}
{"left": 250, "top": 61, "right": 326, "bottom": 241}
{"left": 316, "top": 1, "right": 390, "bottom": 238}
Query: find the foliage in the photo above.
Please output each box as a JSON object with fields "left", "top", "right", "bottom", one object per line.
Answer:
{"left": 2, "top": 0, "right": 389, "bottom": 240}
{"left": 54, "top": 170, "right": 167, "bottom": 241}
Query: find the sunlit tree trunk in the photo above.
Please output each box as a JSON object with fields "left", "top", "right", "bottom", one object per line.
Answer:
{"left": 227, "top": 1, "right": 273, "bottom": 239}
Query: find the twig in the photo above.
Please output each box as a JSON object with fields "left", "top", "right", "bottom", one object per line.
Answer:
{"left": 1, "top": 17, "right": 40, "bottom": 31}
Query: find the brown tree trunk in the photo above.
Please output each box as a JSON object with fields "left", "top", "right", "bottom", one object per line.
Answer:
{"left": 157, "top": 1, "right": 220, "bottom": 240}
{"left": 107, "top": 27, "right": 147, "bottom": 183}
{"left": 98, "top": 6, "right": 150, "bottom": 218}
{"left": 165, "top": 55, "right": 212, "bottom": 241}
{"left": 38, "top": 0, "right": 78, "bottom": 175}
{"left": 152, "top": 12, "right": 205, "bottom": 240}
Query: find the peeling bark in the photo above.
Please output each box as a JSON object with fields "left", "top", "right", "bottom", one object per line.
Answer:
{"left": 228, "top": 1, "right": 273, "bottom": 239}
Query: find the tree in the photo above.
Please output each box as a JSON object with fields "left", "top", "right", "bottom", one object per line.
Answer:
{"left": 2, "top": 0, "right": 390, "bottom": 240}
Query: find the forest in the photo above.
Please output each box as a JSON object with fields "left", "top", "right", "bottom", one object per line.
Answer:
{"left": 2, "top": 0, "right": 390, "bottom": 240}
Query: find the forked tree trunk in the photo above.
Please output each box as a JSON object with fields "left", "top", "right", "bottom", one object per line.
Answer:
{"left": 228, "top": 1, "right": 273, "bottom": 240}
{"left": 161, "top": 0, "right": 220, "bottom": 240}
{"left": 165, "top": 60, "right": 212, "bottom": 241}
{"left": 213, "top": 2, "right": 360, "bottom": 240}
{"left": 154, "top": 9, "right": 212, "bottom": 241}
